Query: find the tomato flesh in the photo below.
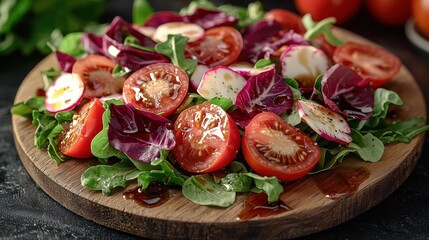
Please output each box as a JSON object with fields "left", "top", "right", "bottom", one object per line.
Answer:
{"left": 333, "top": 42, "right": 401, "bottom": 88}
{"left": 242, "top": 112, "right": 320, "bottom": 182}
{"left": 72, "top": 54, "right": 125, "bottom": 99}
{"left": 122, "top": 63, "right": 189, "bottom": 117}
{"left": 185, "top": 26, "right": 243, "bottom": 67}
{"left": 172, "top": 103, "right": 240, "bottom": 173}
{"left": 294, "top": 0, "right": 362, "bottom": 25}
{"left": 59, "top": 98, "right": 104, "bottom": 158}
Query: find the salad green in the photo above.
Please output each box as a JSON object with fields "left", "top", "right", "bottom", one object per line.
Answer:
{"left": 11, "top": 0, "right": 429, "bottom": 208}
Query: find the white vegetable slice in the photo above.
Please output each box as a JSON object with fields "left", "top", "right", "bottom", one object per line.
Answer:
{"left": 45, "top": 73, "right": 85, "bottom": 113}
{"left": 280, "top": 45, "right": 329, "bottom": 88}
{"left": 297, "top": 99, "right": 352, "bottom": 145}
{"left": 190, "top": 64, "right": 209, "bottom": 90}
{"left": 152, "top": 22, "right": 204, "bottom": 43}
{"left": 229, "top": 62, "right": 276, "bottom": 79}
{"left": 197, "top": 66, "right": 246, "bottom": 102}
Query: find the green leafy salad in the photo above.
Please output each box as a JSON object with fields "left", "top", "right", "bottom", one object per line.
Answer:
{"left": 11, "top": 0, "right": 429, "bottom": 208}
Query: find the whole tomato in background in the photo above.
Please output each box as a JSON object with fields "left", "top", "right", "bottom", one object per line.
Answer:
{"left": 294, "top": 0, "right": 362, "bottom": 25}
{"left": 412, "top": 0, "right": 429, "bottom": 39}
{"left": 366, "top": 0, "right": 411, "bottom": 25}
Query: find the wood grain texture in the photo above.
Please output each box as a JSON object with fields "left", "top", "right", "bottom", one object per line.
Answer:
{"left": 12, "top": 28, "right": 426, "bottom": 239}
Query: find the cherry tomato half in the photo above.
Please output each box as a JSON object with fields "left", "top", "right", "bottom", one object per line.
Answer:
{"left": 412, "top": 0, "right": 429, "bottom": 39}
{"left": 72, "top": 54, "right": 125, "bottom": 99}
{"left": 172, "top": 103, "right": 241, "bottom": 174}
{"left": 294, "top": 0, "right": 362, "bottom": 25}
{"left": 185, "top": 26, "right": 243, "bottom": 68}
{"left": 264, "top": 9, "right": 306, "bottom": 34}
{"left": 366, "top": 0, "right": 412, "bottom": 26}
{"left": 242, "top": 112, "right": 320, "bottom": 182}
{"left": 333, "top": 42, "right": 402, "bottom": 88}
{"left": 58, "top": 98, "right": 104, "bottom": 158}
{"left": 122, "top": 63, "right": 189, "bottom": 117}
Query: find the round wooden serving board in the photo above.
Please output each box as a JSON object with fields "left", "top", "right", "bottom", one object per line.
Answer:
{"left": 12, "top": 28, "right": 426, "bottom": 239}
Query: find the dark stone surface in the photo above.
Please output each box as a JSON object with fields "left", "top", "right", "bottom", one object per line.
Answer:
{"left": 1, "top": 0, "right": 428, "bottom": 239}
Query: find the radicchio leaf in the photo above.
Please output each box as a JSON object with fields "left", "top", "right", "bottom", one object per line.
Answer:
{"left": 114, "top": 43, "right": 170, "bottom": 71}
{"left": 55, "top": 51, "right": 76, "bottom": 73}
{"left": 106, "top": 16, "right": 156, "bottom": 48}
{"left": 81, "top": 17, "right": 170, "bottom": 70}
{"left": 184, "top": 8, "right": 238, "bottom": 30}
{"left": 230, "top": 68, "right": 294, "bottom": 128}
{"left": 240, "top": 20, "right": 309, "bottom": 63}
{"left": 108, "top": 104, "right": 176, "bottom": 163}
{"left": 81, "top": 32, "right": 104, "bottom": 54}
{"left": 144, "top": 11, "right": 185, "bottom": 28}
{"left": 321, "top": 64, "right": 374, "bottom": 120}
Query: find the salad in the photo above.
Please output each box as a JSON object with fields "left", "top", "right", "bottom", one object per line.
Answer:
{"left": 11, "top": 0, "right": 429, "bottom": 208}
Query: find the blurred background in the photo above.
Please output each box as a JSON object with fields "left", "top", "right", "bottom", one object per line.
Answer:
{"left": 1, "top": 0, "right": 428, "bottom": 239}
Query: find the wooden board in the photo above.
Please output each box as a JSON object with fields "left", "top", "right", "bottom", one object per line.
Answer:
{"left": 12, "top": 28, "right": 426, "bottom": 239}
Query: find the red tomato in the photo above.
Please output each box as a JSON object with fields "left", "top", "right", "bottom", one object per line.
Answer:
{"left": 294, "top": 0, "right": 362, "bottom": 25}
{"left": 122, "top": 63, "right": 189, "bottom": 117}
{"left": 172, "top": 103, "right": 240, "bottom": 174}
{"left": 185, "top": 26, "right": 243, "bottom": 68}
{"left": 412, "top": 0, "right": 429, "bottom": 39}
{"left": 333, "top": 42, "right": 402, "bottom": 88}
{"left": 72, "top": 54, "right": 125, "bottom": 99}
{"left": 264, "top": 9, "right": 306, "bottom": 34}
{"left": 58, "top": 98, "right": 104, "bottom": 158}
{"left": 366, "top": 0, "right": 412, "bottom": 26}
{"left": 242, "top": 112, "right": 320, "bottom": 182}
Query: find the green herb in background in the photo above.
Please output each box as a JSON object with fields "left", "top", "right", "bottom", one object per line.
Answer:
{"left": 0, "top": 0, "right": 105, "bottom": 56}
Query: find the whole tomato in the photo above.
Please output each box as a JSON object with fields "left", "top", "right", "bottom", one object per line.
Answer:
{"left": 366, "top": 0, "right": 412, "bottom": 25}
{"left": 294, "top": 0, "right": 362, "bottom": 25}
{"left": 412, "top": 0, "right": 429, "bottom": 39}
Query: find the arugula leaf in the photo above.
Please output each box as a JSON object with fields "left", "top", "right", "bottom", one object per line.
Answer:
{"left": 302, "top": 14, "right": 344, "bottom": 46}
{"left": 356, "top": 133, "right": 384, "bottom": 162}
{"left": 58, "top": 32, "right": 86, "bottom": 58}
{"left": 207, "top": 97, "right": 233, "bottom": 111}
{"left": 81, "top": 159, "right": 141, "bottom": 195}
{"left": 219, "top": 173, "right": 253, "bottom": 192}
{"left": 179, "top": 0, "right": 216, "bottom": 15}
{"left": 243, "top": 173, "right": 283, "bottom": 203}
{"left": 218, "top": 1, "right": 264, "bottom": 29}
{"left": 11, "top": 96, "right": 45, "bottom": 118}
{"left": 155, "top": 34, "right": 198, "bottom": 76}
{"left": 182, "top": 174, "right": 236, "bottom": 207}
{"left": 91, "top": 99, "right": 128, "bottom": 163}
{"left": 132, "top": 0, "right": 154, "bottom": 25}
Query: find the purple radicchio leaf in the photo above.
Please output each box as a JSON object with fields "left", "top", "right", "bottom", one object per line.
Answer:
{"left": 82, "top": 17, "right": 170, "bottom": 71}
{"left": 106, "top": 16, "right": 156, "bottom": 48}
{"left": 184, "top": 8, "right": 238, "bottom": 30}
{"left": 240, "top": 20, "right": 309, "bottom": 63}
{"left": 229, "top": 68, "right": 294, "bottom": 128}
{"left": 112, "top": 41, "right": 170, "bottom": 71}
{"left": 55, "top": 51, "right": 76, "bottom": 73}
{"left": 144, "top": 11, "right": 185, "bottom": 28}
{"left": 321, "top": 64, "right": 374, "bottom": 120}
{"left": 81, "top": 32, "right": 104, "bottom": 55}
{"left": 108, "top": 104, "right": 176, "bottom": 163}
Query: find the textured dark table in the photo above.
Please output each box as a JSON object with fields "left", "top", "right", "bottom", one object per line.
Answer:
{"left": 1, "top": 1, "right": 428, "bottom": 239}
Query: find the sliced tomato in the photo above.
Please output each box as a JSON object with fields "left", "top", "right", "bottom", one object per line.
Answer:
{"left": 333, "top": 42, "right": 402, "bottom": 88}
{"left": 264, "top": 9, "right": 306, "bottom": 34}
{"left": 72, "top": 54, "right": 125, "bottom": 99}
{"left": 294, "top": 0, "right": 362, "bottom": 25}
{"left": 242, "top": 112, "right": 320, "bottom": 182}
{"left": 172, "top": 103, "right": 240, "bottom": 174}
{"left": 185, "top": 26, "right": 243, "bottom": 68}
{"left": 122, "top": 63, "right": 189, "bottom": 117}
{"left": 58, "top": 98, "right": 104, "bottom": 158}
